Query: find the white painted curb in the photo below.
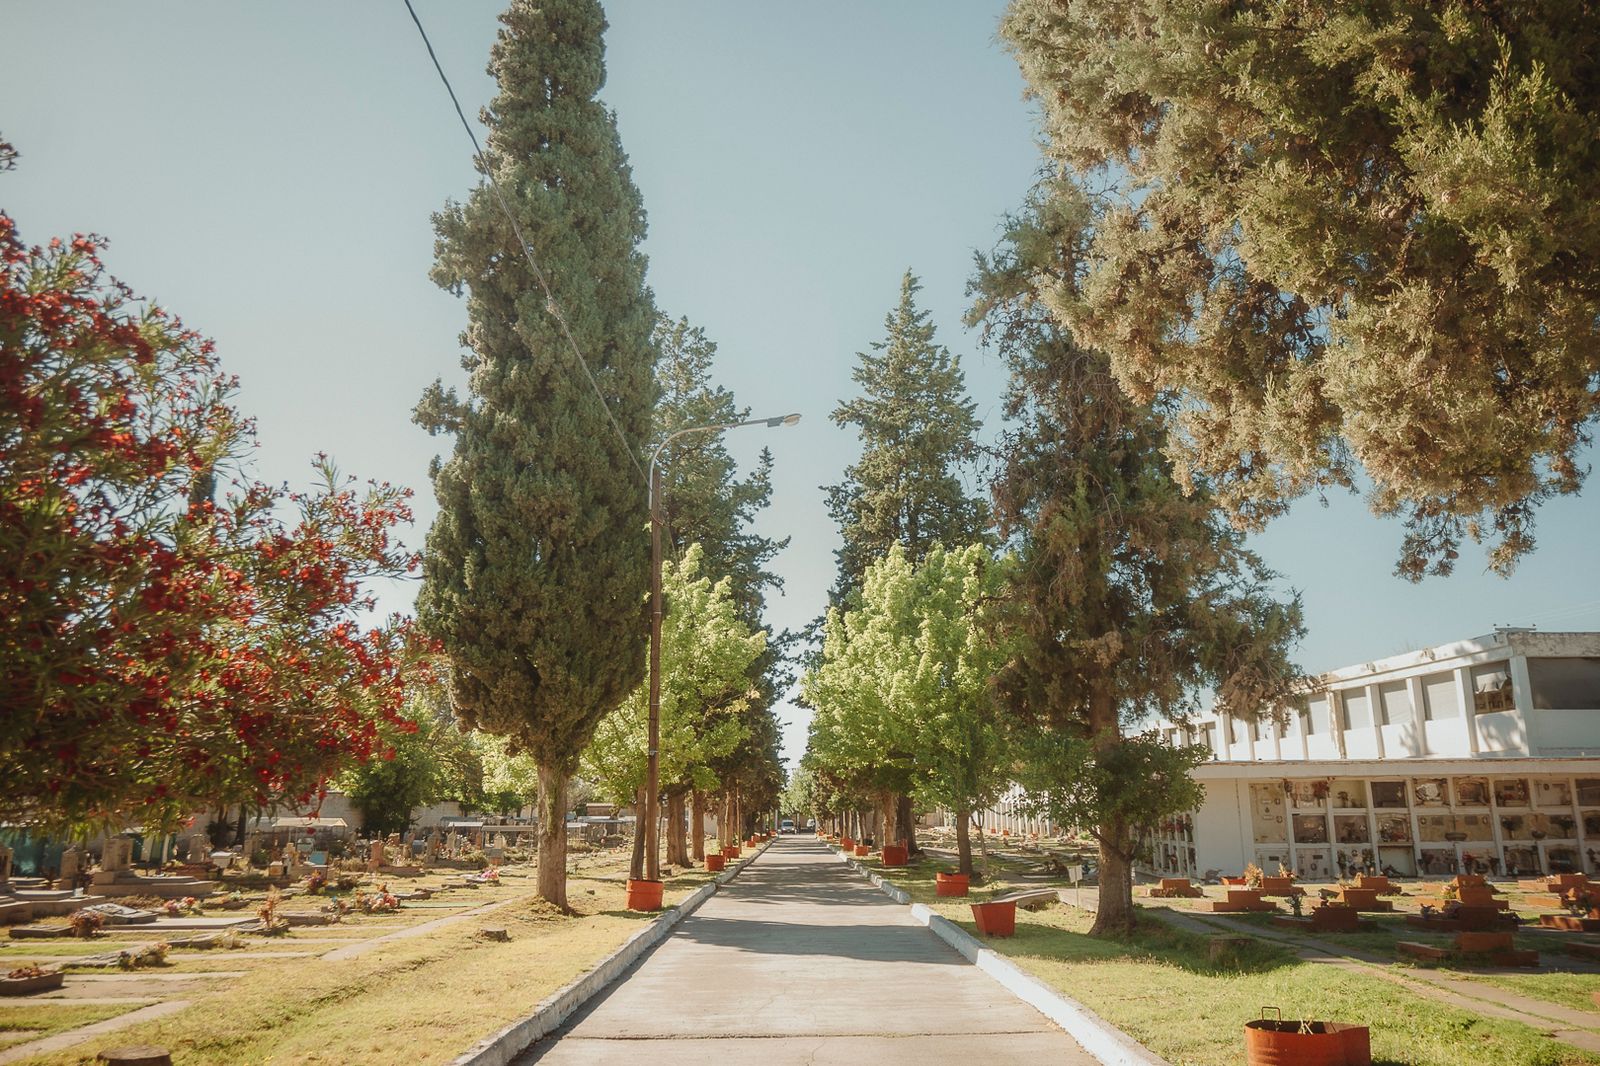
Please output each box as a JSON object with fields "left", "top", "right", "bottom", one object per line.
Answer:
{"left": 451, "top": 840, "right": 774, "bottom": 1066}
{"left": 835, "top": 849, "right": 1169, "bottom": 1066}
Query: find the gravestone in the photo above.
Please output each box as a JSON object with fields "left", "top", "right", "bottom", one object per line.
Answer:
{"left": 367, "top": 840, "right": 385, "bottom": 873}
{"left": 426, "top": 830, "right": 442, "bottom": 861}
{"left": 187, "top": 833, "right": 211, "bottom": 865}
{"left": 58, "top": 845, "right": 82, "bottom": 890}
{"left": 98, "top": 837, "right": 134, "bottom": 877}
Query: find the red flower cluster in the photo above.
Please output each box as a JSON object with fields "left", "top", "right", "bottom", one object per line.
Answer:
{"left": 1, "top": 142, "right": 434, "bottom": 832}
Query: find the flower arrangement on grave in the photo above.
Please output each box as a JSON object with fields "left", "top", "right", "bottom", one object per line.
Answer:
{"left": 355, "top": 886, "right": 399, "bottom": 914}
{"left": 68, "top": 909, "right": 104, "bottom": 939}
{"left": 7, "top": 965, "right": 54, "bottom": 980}
{"left": 1243, "top": 862, "right": 1264, "bottom": 889}
{"left": 1441, "top": 884, "right": 1458, "bottom": 902}
{"left": 162, "top": 896, "right": 204, "bottom": 917}
{"left": 256, "top": 889, "right": 288, "bottom": 935}
{"left": 115, "top": 942, "right": 170, "bottom": 970}
{"left": 479, "top": 867, "right": 500, "bottom": 884}
{"left": 303, "top": 870, "right": 327, "bottom": 894}
{"left": 321, "top": 896, "right": 351, "bottom": 917}
{"left": 1289, "top": 894, "right": 1304, "bottom": 918}
{"left": 1275, "top": 863, "right": 1296, "bottom": 881}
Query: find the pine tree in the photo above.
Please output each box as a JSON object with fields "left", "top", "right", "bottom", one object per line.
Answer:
{"left": 1002, "top": 0, "right": 1600, "bottom": 579}
{"left": 652, "top": 314, "right": 784, "bottom": 625}
{"left": 824, "top": 270, "right": 987, "bottom": 604}
{"left": 413, "top": 0, "right": 656, "bottom": 910}
{"left": 972, "top": 186, "right": 1304, "bottom": 936}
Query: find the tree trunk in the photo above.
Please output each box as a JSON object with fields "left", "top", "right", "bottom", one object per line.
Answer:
{"left": 719, "top": 792, "right": 732, "bottom": 848}
{"left": 666, "top": 790, "right": 688, "bottom": 868}
{"left": 535, "top": 763, "right": 569, "bottom": 911}
{"left": 234, "top": 805, "right": 248, "bottom": 849}
{"left": 1087, "top": 684, "right": 1135, "bottom": 936}
{"left": 629, "top": 786, "right": 648, "bottom": 881}
{"left": 880, "top": 792, "right": 899, "bottom": 849}
{"left": 898, "top": 793, "right": 919, "bottom": 854}
{"left": 955, "top": 804, "right": 973, "bottom": 876}
{"left": 691, "top": 790, "right": 706, "bottom": 860}
{"left": 1090, "top": 827, "right": 1136, "bottom": 936}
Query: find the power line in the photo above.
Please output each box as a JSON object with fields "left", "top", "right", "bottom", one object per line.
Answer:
{"left": 402, "top": 0, "right": 648, "bottom": 485}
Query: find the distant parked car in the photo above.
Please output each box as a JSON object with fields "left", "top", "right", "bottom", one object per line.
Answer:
{"left": 779, "top": 819, "right": 796, "bottom": 834}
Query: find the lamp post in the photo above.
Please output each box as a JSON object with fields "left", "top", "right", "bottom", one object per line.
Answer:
{"left": 643, "top": 413, "right": 800, "bottom": 883}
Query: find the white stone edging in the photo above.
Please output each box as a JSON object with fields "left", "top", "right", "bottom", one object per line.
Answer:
{"left": 450, "top": 839, "right": 774, "bottom": 1066}
{"left": 835, "top": 849, "right": 1169, "bottom": 1066}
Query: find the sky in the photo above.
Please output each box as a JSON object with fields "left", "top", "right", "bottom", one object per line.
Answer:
{"left": 5, "top": 2, "right": 1599, "bottom": 770}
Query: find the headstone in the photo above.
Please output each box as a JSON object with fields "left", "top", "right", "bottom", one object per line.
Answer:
{"left": 59, "top": 844, "right": 82, "bottom": 889}
{"left": 187, "top": 833, "right": 211, "bottom": 865}
{"left": 367, "top": 840, "right": 385, "bottom": 873}
{"left": 426, "top": 830, "right": 442, "bottom": 860}
{"left": 243, "top": 832, "right": 261, "bottom": 867}
{"left": 101, "top": 837, "right": 134, "bottom": 875}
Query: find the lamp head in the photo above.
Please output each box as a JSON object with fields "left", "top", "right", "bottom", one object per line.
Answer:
{"left": 766, "top": 413, "right": 802, "bottom": 428}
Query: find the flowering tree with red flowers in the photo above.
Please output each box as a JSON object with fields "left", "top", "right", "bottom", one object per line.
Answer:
{"left": 1, "top": 138, "right": 430, "bottom": 833}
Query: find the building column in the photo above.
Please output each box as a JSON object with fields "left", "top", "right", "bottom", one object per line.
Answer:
{"left": 1405, "top": 675, "right": 1428, "bottom": 756}
{"left": 1368, "top": 682, "right": 1386, "bottom": 759}
{"left": 1509, "top": 655, "right": 1536, "bottom": 756}
{"left": 1454, "top": 666, "right": 1481, "bottom": 756}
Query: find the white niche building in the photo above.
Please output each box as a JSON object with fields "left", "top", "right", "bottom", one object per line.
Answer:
{"left": 1146, "top": 630, "right": 1600, "bottom": 882}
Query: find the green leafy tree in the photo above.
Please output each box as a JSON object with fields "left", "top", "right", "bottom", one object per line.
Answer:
{"left": 972, "top": 186, "right": 1304, "bottom": 935}
{"left": 1002, "top": 1, "right": 1600, "bottom": 578}
{"left": 780, "top": 764, "right": 816, "bottom": 826}
{"left": 340, "top": 711, "right": 449, "bottom": 838}
{"left": 413, "top": 0, "right": 656, "bottom": 909}
{"left": 803, "top": 544, "right": 1013, "bottom": 873}
{"left": 582, "top": 545, "right": 763, "bottom": 876}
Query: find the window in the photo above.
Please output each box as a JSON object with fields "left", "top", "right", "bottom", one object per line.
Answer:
{"left": 1528, "top": 658, "right": 1600, "bottom": 710}
{"left": 1471, "top": 664, "right": 1515, "bottom": 714}
{"left": 1378, "top": 681, "right": 1411, "bottom": 726}
{"left": 1421, "top": 672, "right": 1460, "bottom": 720}
{"left": 1341, "top": 689, "right": 1372, "bottom": 730}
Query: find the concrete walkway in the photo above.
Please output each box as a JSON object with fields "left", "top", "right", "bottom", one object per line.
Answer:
{"left": 518, "top": 837, "right": 1096, "bottom": 1065}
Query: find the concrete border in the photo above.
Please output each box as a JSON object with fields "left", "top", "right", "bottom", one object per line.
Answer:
{"left": 449, "top": 839, "right": 775, "bottom": 1066}
{"left": 835, "top": 849, "right": 1169, "bottom": 1066}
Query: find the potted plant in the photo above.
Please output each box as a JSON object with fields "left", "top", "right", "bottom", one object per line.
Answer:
{"left": 625, "top": 879, "right": 664, "bottom": 911}
{"left": 705, "top": 853, "right": 726, "bottom": 872}
{"left": 1245, "top": 1008, "right": 1369, "bottom": 1065}
{"left": 935, "top": 871, "right": 970, "bottom": 897}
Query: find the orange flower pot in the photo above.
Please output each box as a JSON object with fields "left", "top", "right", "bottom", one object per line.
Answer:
{"left": 853, "top": 844, "right": 870, "bottom": 857}
{"left": 839, "top": 837, "right": 855, "bottom": 851}
{"left": 881, "top": 844, "right": 908, "bottom": 867}
{"left": 1244, "top": 1014, "right": 1370, "bottom": 1066}
{"left": 705, "top": 854, "right": 726, "bottom": 872}
{"left": 970, "top": 900, "right": 1016, "bottom": 937}
{"left": 936, "top": 872, "right": 970, "bottom": 897}
{"left": 723, "top": 845, "right": 741, "bottom": 859}
{"left": 626, "top": 878, "right": 664, "bottom": 911}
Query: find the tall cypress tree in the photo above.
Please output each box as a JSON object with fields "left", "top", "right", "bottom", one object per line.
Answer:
{"left": 824, "top": 270, "right": 987, "bottom": 604}
{"left": 414, "top": 0, "right": 656, "bottom": 910}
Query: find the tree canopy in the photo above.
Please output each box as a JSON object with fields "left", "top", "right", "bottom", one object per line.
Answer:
{"left": 1002, "top": 0, "right": 1600, "bottom": 579}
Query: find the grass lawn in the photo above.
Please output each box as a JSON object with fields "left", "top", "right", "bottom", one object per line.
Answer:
{"left": 847, "top": 847, "right": 1600, "bottom": 1066}
{"left": 0, "top": 1005, "right": 135, "bottom": 1050}
{"left": 6, "top": 848, "right": 731, "bottom": 1066}
{"left": 1452, "top": 970, "right": 1600, "bottom": 1015}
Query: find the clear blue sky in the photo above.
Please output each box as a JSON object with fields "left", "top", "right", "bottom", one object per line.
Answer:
{"left": 5, "top": 2, "right": 1598, "bottom": 768}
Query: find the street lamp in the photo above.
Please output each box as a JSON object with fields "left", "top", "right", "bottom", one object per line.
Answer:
{"left": 642, "top": 413, "right": 800, "bottom": 885}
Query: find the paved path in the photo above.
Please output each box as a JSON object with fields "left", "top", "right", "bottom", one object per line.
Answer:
{"left": 518, "top": 837, "right": 1096, "bottom": 1065}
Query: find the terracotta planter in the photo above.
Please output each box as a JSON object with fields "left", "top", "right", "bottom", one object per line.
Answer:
{"left": 881, "top": 844, "right": 909, "bottom": 867}
{"left": 970, "top": 900, "right": 1016, "bottom": 937}
{"left": 746, "top": 837, "right": 760, "bottom": 848}
{"left": 625, "top": 878, "right": 664, "bottom": 912}
{"left": 936, "top": 872, "right": 970, "bottom": 897}
{"left": 1244, "top": 1014, "right": 1370, "bottom": 1066}
{"left": 705, "top": 854, "right": 726, "bottom": 872}
{"left": 723, "top": 845, "right": 742, "bottom": 859}
{"left": 839, "top": 837, "right": 855, "bottom": 851}
{"left": 853, "top": 844, "right": 870, "bottom": 857}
